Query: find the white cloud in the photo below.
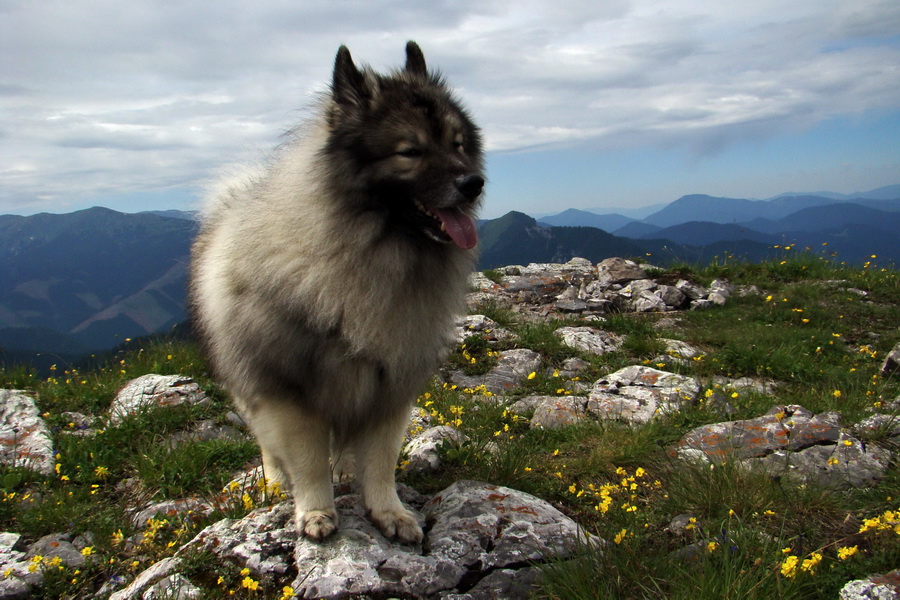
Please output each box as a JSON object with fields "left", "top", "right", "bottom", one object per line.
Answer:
{"left": 0, "top": 0, "right": 898, "bottom": 212}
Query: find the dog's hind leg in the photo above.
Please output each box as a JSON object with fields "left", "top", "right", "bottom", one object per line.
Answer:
{"left": 352, "top": 406, "right": 423, "bottom": 544}
{"left": 245, "top": 398, "right": 337, "bottom": 541}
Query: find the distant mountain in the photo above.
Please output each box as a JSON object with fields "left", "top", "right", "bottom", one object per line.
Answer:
{"left": 477, "top": 212, "right": 648, "bottom": 270}
{"left": 139, "top": 209, "right": 198, "bottom": 220}
{"left": 643, "top": 188, "right": 900, "bottom": 228}
{"left": 538, "top": 209, "right": 635, "bottom": 231}
{"left": 0, "top": 207, "right": 196, "bottom": 367}
{"left": 772, "top": 184, "right": 900, "bottom": 202}
{"left": 643, "top": 194, "right": 831, "bottom": 227}
{"left": 583, "top": 202, "right": 669, "bottom": 220}
{"left": 740, "top": 203, "right": 900, "bottom": 236}
{"left": 476, "top": 212, "right": 774, "bottom": 270}
{"left": 637, "top": 222, "right": 778, "bottom": 246}
{"left": 613, "top": 221, "right": 663, "bottom": 238}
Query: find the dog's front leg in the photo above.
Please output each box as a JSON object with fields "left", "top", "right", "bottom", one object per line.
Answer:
{"left": 245, "top": 398, "right": 337, "bottom": 540}
{"left": 353, "top": 405, "right": 423, "bottom": 544}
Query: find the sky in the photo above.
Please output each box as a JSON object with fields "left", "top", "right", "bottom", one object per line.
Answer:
{"left": 2, "top": 0, "right": 899, "bottom": 219}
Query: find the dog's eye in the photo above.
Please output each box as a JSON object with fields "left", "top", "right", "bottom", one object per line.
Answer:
{"left": 396, "top": 147, "right": 423, "bottom": 158}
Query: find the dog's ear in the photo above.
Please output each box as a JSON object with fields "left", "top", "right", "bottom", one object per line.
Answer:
{"left": 332, "top": 45, "right": 369, "bottom": 109}
{"left": 405, "top": 41, "right": 427, "bottom": 77}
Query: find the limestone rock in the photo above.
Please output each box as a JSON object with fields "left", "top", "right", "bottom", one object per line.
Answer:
{"left": 530, "top": 396, "right": 587, "bottom": 429}
{"left": 748, "top": 432, "right": 890, "bottom": 489}
{"left": 597, "top": 257, "right": 647, "bottom": 285}
{"left": 454, "top": 314, "right": 513, "bottom": 345}
{"left": 675, "top": 405, "right": 840, "bottom": 461}
{"left": 423, "top": 480, "right": 592, "bottom": 572}
{"left": 676, "top": 279, "right": 708, "bottom": 300}
{"left": 662, "top": 338, "right": 701, "bottom": 359}
{"left": 449, "top": 349, "right": 541, "bottom": 395}
{"left": 882, "top": 342, "right": 900, "bottom": 377}
{"left": 143, "top": 573, "right": 201, "bottom": 600}
{"left": 840, "top": 570, "right": 900, "bottom": 599}
{"left": 0, "top": 390, "right": 54, "bottom": 475}
{"left": 404, "top": 426, "right": 467, "bottom": 473}
{"left": 588, "top": 366, "right": 700, "bottom": 424}
{"left": 108, "top": 557, "right": 184, "bottom": 600}
{"left": 135, "top": 480, "right": 590, "bottom": 600}
{"left": 26, "top": 533, "right": 85, "bottom": 568}
{"left": 856, "top": 413, "right": 900, "bottom": 440}
{"left": 109, "top": 375, "right": 207, "bottom": 424}
{"left": 675, "top": 406, "right": 891, "bottom": 489}
{"left": 555, "top": 326, "right": 623, "bottom": 355}
{"left": 507, "top": 396, "right": 549, "bottom": 418}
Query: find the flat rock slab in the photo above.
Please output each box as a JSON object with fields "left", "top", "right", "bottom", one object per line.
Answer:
{"left": 0, "top": 389, "right": 54, "bottom": 475}
{"left": 588, "top": 366, "right": 700, "bottom": 424}
{"left": 449, "top": 349, "right": 541, "bottom": 395}
{"left": 530, "top": 396, "right": 588, "bottom": 429}
{"left": 109, "top": 375, "right": 207, "bottom": 424}
{"left": 675, "top": 405, "right": 891, "bottom": 489}
{"left": 154, "top": 481, "right": 589, "bottom": 600}
{"left": 555, "top": 327, "right": 623, "bottom": 355}
{"left": 674, "top": 405, "right": 841, "bottom": 461}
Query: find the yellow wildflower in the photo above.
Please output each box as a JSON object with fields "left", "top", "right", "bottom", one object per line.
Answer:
{"left": 781, "top": 555, "right": 799, "bottom": 578}
{"left": 800, "top": 552, "right": 822, "bottom": 574}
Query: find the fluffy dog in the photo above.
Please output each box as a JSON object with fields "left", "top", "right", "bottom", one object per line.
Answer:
{"left": 190, "top": 41, "right": 484, "bottom": 542}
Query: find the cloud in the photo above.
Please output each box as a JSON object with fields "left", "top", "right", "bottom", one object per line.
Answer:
{"left": 0, "top": 0, "right": 898, "bottom": 212}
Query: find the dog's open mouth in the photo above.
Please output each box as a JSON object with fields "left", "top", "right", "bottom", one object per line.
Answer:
{"left": 414, "top": 200, "right": 478, "bottom": 250}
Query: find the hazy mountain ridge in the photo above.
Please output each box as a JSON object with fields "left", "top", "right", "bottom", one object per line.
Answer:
{"left": 1, "top": 185, "right": 897, "bottom": 369}
{"left": 0, "top": 207, "right": 195, "bottom": 367}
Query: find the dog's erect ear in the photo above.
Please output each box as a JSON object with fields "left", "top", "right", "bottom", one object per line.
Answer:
{"left": 332, "top": 45, "right": 369, "bottom": 109}
{"left": 405, "top": 41, "right": 427, "bottom": 77}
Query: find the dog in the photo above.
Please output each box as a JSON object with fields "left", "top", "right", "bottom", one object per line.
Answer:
{"left": 189, "top": 41, "right": 484, "bottom": 543}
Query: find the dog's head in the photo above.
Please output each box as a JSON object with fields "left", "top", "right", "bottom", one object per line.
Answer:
{"left": 324, "top": 42, "right": 484, "bottom": 250}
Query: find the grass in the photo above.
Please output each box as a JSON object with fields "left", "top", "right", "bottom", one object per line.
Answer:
{"left": 1, "top": 252, "right": 898, "bottom": 598}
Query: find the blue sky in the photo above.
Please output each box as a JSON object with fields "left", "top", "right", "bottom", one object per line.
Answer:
{"left": 2, "top": 1, "right": 899, "bottom": 219}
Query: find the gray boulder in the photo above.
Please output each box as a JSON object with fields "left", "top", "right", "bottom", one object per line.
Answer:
{"left": 164, "top": 480, "right": 588, "bottom": 600}
{"left": 530, "top": 396, "right": 588, "bottom": 429}
{"left": 588, "top": 366, "right": 700, "bottom": 424}
{"left": 109, "top": 375, "right": 208, "bottom": 424}
{"left": 555, "top": 326, "right": 623, "bottom": 355}
{"left": 449, "top": 349, "right": 541, "bottom": 395}
{"left": 839, "top": 570, "right": 900, "bottom": 599}
{"left": 597, "top": 258, "right": 647, "bottom": 285}
{"left": 403, "top": 426, "right": 467, "bottom": 473}
{"left": 675, "top": 406, "right": 891, "bottom": 489}
{"left": 0, "top": 390, "right": 54, "bottom": 475}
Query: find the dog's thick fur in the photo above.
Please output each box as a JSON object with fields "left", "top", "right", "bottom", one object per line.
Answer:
{"left": 190, "top": 42, "right": 484, "bottom": 543}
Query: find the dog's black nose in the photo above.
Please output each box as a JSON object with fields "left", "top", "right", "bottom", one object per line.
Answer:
{"left": 455, "top": 174, "right": 484, "bottom": 200}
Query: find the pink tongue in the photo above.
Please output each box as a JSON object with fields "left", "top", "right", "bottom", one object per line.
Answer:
{"left": 432, "top": 207, "right": 478, "bottom": 250}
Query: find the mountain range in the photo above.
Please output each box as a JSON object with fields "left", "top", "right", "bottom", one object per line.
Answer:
{"left": 2, "top": 184, "right": 898, "bottom": 369}
{"left": 0, "top": 207, "right": 196, "bottom": 370}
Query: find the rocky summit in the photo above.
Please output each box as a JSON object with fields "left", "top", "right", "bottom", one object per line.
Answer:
{"left": 1, "top": 257, "right": 899, "bottom": 599}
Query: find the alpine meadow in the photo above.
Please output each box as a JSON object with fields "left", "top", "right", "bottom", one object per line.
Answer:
{"left": 0, "top": 248, "right": 898, "bottom": 599}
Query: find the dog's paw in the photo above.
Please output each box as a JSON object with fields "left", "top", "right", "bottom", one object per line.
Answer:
{"left": 369, "top": 507, "right": 423, "bottom": 544}
{"left": 298, "top": 509, "right": 338, "bottom": 541}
